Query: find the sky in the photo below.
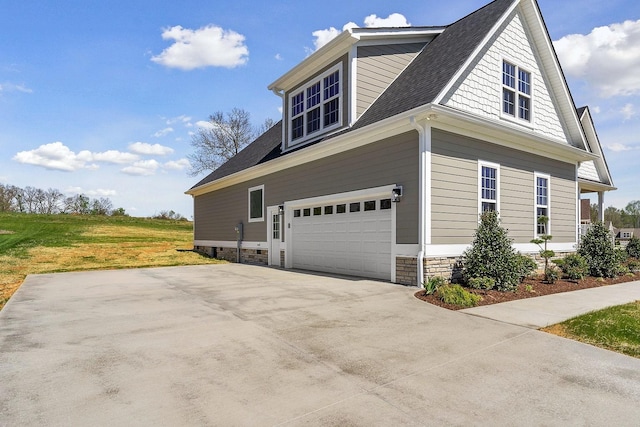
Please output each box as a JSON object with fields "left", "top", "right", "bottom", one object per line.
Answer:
{"left": 1, "top": 0, "right": 639, "bottom": 218}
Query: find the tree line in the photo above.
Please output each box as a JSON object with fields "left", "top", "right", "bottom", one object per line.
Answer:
{"left": 0, "top": 184, "right": 124, "bottom": 216}
{"left": 592, "top": 200, "right": 640, "bottom": 229}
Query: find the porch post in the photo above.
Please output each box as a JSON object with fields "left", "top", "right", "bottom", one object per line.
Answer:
{"left": 598, "top": 191, "right": 605, "bottom": 222}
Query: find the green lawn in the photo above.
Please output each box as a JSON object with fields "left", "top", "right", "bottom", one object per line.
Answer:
{"left": 550, "top": 302, "right": 640, "bottom": 358}
{"left": 0, "top": 212, "right": 223, "bottom": 309}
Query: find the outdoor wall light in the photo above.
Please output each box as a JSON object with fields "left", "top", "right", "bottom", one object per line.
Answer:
{"left": 392, "top": 186, "right": 403, "bottom": 203}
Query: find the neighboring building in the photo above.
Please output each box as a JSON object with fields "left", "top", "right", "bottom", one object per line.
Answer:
{"left": 615, "top": 228, "right": 640, "bottom": 248}
{"left": 186, "top": 0, "right": 615, "bottom": 285}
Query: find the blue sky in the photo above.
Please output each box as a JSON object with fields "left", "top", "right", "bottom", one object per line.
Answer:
{"left": 1, "top": 0, "right": 638, "bottom": 218}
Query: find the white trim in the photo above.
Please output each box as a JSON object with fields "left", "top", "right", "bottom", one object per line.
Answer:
{"left": 194, "top": 240, "right": 267, "bottom": 250}
{"left": 425, "top": 242, "right": 577, "bottom": 257}
{"left": 478, "top": 160, "right": 500, "bottom": 215}
{"left": 267, "top": 205, "right": 281, "bottom": 266}
{"left": 248, "top": 184, "right": 265, "bottom": 223}
{"left": 534, "top": 172, "right": 551, "bottom": 237}
{"left": 349, "top": 45, "right": 358, "bottom": 126}
{"left": 286, "top": 63, "right": 343, "bottom": 148}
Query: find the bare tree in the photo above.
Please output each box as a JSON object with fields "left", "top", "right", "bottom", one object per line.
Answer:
{"left": 42, "top": 188, "right": 64, "bottom": 214}
{"left": 188, "top": 108, "right": 276, "bottom": 176}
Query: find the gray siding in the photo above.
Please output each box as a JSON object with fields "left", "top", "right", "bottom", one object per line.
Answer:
{"left": 431, "top": 129, "right": 576, "bottom": 244}
{"left": 195, "top": 131, "right": 419, "bottom": 244}
{"left": 356, "top": 43, "right": 424, "bottom": 118}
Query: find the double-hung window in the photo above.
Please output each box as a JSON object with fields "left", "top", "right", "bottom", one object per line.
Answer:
{"left": 535, "top": 173, "right": 550, "bottom": 235}
{"left": 502, "top": 61, "right": 531, "bottom": 122}
{"left": 289, "top": 64, "right": 341, "bottom": 145}
{"left": 479, "top": 161, "right": 500, "bottom": 214}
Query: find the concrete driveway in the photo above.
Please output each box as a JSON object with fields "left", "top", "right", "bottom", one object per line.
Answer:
{"left": 1, "top": 264, "right": 639, "bottom": 426}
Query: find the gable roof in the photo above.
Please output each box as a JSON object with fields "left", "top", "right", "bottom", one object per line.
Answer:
{"left": 353, "top": 0, "right": 516, "bottom": 130}
{"left": 189, "top": 0, "right": 517, "bottom": 191}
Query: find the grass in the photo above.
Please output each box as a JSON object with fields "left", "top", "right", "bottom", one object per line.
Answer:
{"left": 0, "top": 212, "right": 225, "bottom": 310}
{"left": 543, "top": 301, "right": 640, "bottom": 359}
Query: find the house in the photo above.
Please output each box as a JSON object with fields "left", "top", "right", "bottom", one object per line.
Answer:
{"left": 615, "top": 228, "right": 640, "bottom": 248}
{"left": 186, "top": 0, "right": 615, "bottom": 286}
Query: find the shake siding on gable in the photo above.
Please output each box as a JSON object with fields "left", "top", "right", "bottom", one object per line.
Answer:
{"left": 356, "top": 43, "right": 424, "bottom": 118}
{"left": 441, "top": 11, "right": 567, "bottom": 143}
{"left": 194, "top": 131, "right": 419, "bottom": 244}
{"left": 431, "top": 129, "right": 576, "bottom": 245}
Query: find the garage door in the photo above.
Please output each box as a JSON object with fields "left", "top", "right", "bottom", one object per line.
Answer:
{"left": 291, "top": 198, "right": 392, "bottom": 280}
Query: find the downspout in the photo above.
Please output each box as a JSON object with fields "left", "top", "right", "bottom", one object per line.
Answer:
{"left": 271, "top": 88, "right": 286, "bottom": 150}
{"left": 410, "top": 116, "right": 432, "bottom": 288}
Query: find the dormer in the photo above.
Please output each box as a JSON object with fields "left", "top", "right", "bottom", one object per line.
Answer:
{"left": 268, "top": 27, "right": 443, "bottom": 152}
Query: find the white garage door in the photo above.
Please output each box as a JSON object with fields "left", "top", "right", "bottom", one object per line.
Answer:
{"left": 291, "top": 198, "right": 392, "bottom": 280}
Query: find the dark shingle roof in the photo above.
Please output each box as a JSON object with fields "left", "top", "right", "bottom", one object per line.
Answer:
{"left": 353, "top": 0, "right": 516, "bottom": 129}
{"left": 189, "top": 121, "right": 282, "bottom": 189}
{"left": 190, "top": 0, "right": 516, "bottom": 190}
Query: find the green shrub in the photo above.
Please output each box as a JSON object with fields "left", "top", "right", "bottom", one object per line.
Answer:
{"left": 516, "top": 253, "right": 538, "bottom": 281}
{"left": 436, "top": 284, "right": 482, "bottom": 307}
{"left": 626, "top": 237, "right": 640, "bottom": 259}
{"left": 627, "top": 258, "right": 640, "bottom": 273}
{"left": 467, "top": 277, "right": 496, "bottom": 290}
{"left": 545, "top": 265, "right": 560, "bottom": 284}
{"left": 559, "top": 253, "right": 589, "bottom": 281}
{"left": 578, "top": 222, "right": 618, "bottom": 278}
{"left": 423, "top": 276, "right": 446, "bottom": 295}
{"left": 462, "top": 211, "right": 521, "bottom": 291}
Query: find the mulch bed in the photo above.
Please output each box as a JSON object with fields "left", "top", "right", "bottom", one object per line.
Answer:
{"left": 415, "top": 272, "right": 640, "bottom": 310}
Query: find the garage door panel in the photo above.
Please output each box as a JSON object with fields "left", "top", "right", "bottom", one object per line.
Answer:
{"left": 292, "top": 198, "right": 391, "bottom": 281}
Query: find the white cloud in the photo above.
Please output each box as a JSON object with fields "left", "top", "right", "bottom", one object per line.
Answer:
{"left": 363, "top": 13, "right": 411, "bottom": 28}
{"left": 13, "top": 142, "right": 141, "bottom": 171}
{"left": 121, "top": 160, "right": 161, "bottom": 176}
{"left": 275, "top": 53, "right": 283, "bottom": 61}
{"left": 153, "top": 127, "right": 174, "bottom": 137}
{"left": 0, "top": 82, "right": 33, "bottom": 94}
{"left": 607, "top": 142, "right": 636, "bottom": 152}
{"left": 310, "top": 14, "right": 409, "bottom": 51}
{"left": 592, "top": 106, "right": 601, "bottom": 114}
{"left": 621, "top": 103, "right": 636, "bottom": 121}
{"left": 13, "top": 142, "right": 97, "bottom": 172}
{"left": 129, "top": 142, "right": 175, "bottom": 156}
{"left": 91, "top": 150, "right": 139, "bottom": 164}
{"left": 195, "top": 120, "right": 215, "bottom": 130}
{"left": 66, "top": 187, "right": 117, "bottom": 197}
{"left": 151, "top": 24, "right": 249, "bottom": 70}
{"left": 554, "top": 19, "right": 640, "bottom": 97}
{"left": 165, "top": 115, "right": 192, "bottom": 125}
{"left": 163, "top": 159, "right": 190, "bottom": 171}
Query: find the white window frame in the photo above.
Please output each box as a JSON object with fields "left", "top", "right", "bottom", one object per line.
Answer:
{"left": 248, "top": 185, "right": 265, "bottom": 223}
{"left": 501, "top": 59, "right": 533, "bottom": 124}
{"left": 287, "top": 63, "right": 342, "bottom": 147}
{"left": 478, "top": 161, "right": 500, "bottom": 216}
{"left": 534, "top": 172, "right": 551, "bottom": 237}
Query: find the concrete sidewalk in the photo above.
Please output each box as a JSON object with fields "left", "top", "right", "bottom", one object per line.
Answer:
{"left": 461, "top": 280, "right": 640, "bottom": 328}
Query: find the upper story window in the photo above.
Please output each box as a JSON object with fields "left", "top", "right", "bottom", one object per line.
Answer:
{"left": 479, "top": 161, "right": 500, "bottom": 214}
{"left": 288, "top": 64, "right": 342, "bottom": 146}
{"left": 502, "top": 61, "right": 531, "bottom": 122}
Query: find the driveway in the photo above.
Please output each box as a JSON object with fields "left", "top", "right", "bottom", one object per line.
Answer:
{"left": 1, "top": 264, "right": 639, "bottom": 426}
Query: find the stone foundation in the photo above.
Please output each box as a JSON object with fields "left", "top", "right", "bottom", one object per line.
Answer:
{"left": 194, "top": 246, "right": 268, "bottom": 266}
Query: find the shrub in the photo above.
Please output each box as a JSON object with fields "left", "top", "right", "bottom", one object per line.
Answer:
{"left": 578, "top": 222, "right": 618, "bottom": 278}
{"left": 462, "top": 211, "right": 521, "bottom": 291}
{"left": 627, "top": 258, "right": 640, "bottom": 273}
{"left": 436, "top": 284, "right": 482, "bottom": 307}
{"left": 627, "top": 237, "right": 640, "bottom": 259}
{"left": 559, "top": 253, "right": 589, "bottom": 281}
{"left": 423, "top": 276, "right": 446, "bottom": 295}
{"left": 467, "top": 277, "right": 496, "bottom": 290}
{"left": 516, "top": 253, "right": 537, "bottom": 281}
{"left": 545, "top": 265, "right": 560, "bottom": 284}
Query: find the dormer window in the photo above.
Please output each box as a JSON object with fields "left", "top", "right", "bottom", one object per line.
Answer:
{"left": 502, "top": 60, "right": 531, "bottom": 122}
{"left": 288, "top": 64, "right": 342, "bottom": 146}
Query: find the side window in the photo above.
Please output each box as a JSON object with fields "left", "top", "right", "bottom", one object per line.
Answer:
{"left": 479, "top": 161, "right": 500, "bottom": 215}
{"left": 535, "top": 173, "right": 550, "bottom": 236}
{"left": 248, "top": 185, "right": 264, "bottom": 222}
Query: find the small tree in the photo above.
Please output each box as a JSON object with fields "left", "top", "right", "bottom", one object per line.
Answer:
{"left": 578, "top": 222, "right": 618, "bottom": 278}
{"left": 462, "top": 211, "right": 521, "bottom": 291}
{"left": 626, "top": 236, "right": 640, "bottom": 259}
{"left": 531, "top": 216, "right": 557, "bottom": 283}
